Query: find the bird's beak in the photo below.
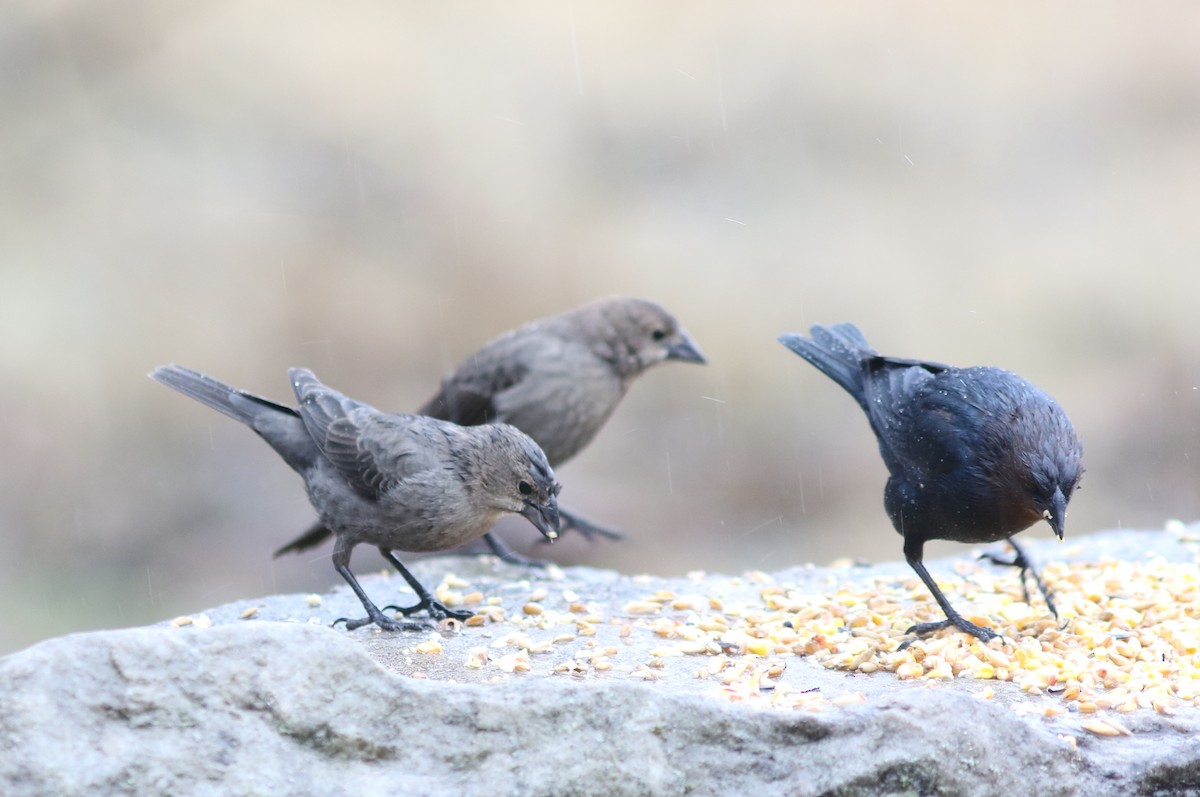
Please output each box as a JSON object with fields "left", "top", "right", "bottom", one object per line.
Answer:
{"left": 1044, "top": 485, "right": 1068, "bottom": 540}
{"left": 520, "top": 495, "right": 561, "bottom": 542}
{"left": 666, "top": 332, "right": 707, "bottom": 365}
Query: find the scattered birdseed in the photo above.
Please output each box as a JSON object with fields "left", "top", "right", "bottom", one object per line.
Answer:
{"left": 414, "top": 639, "right": 443, "bottom": 655}
{"left": 305, "top": 594, "right": 322, "bottom": 608}
{"left": 239, "top": 606, "right": 260, "bottom": 620}
{"left": 396, "top": 555, "right": 1200, "bottom": 719}
{"left": 1081, "top": 719, "right": 1125, "bottom": 737}
{"left": 465, "top": 647, "right": 489, "bottom": 669}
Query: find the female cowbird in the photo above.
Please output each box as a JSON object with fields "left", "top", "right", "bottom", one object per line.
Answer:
{"left": 275, "top": 296, "right": 706, "bottom": 563}
{"left": 151, "top": 365, "right": 561, "bottom": 632}
{"left": 778, "top": 323, "right": 1083, "bottom": 643}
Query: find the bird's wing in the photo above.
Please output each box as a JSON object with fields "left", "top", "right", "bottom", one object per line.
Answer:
{"left": 292, "top": 369, "right": 437, "bottom": 500}
{"left": 860, "top": 357, "right": 949, "bottom": 467}
{"left": 418, "top": 333, "right": 549, "bottom": 426}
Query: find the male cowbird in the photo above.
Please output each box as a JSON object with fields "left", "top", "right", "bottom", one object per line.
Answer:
{"left": 778, "top": 323, "right": 1083, "bottom": 643}
{"left": 275, "top": 296, "right": 706, "bottom": 563}
{"left": 151, "top": 365, "right": 560, "bottom": 632}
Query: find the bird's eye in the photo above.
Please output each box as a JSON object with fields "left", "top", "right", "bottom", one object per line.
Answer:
{"left": 651, "top": 329, "right": 666, "bottom": 341}
{"left": 518, "top": 480, "right": 533, "bottom": 496}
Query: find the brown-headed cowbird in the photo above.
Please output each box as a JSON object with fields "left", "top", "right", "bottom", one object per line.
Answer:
{"left": 151, "top": 365, "right": 560, "bottom": 632}
{"left": 778, "top": 323, "right": 1083, "bottom": 643}
{"left": 274, "top": 296, "right": 706, "bottom": 563}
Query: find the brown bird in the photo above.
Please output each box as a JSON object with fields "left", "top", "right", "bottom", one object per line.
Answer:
{"left": 779, "top": 323, "right": 1083, "bottom": 643}
{"left": 275, "top": 296, "right": 706, "bottom": 563}
{"left": 151, "top": 365, "right": 561, "bottom": 632}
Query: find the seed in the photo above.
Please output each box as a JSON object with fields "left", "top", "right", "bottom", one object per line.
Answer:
{"left": 649, "top": 647, "right": 685, "bottom": 658}
{"left": 1081, "top": 720, "right": 1123, "bottom": 737}
{"left": 239, "top": 607, "right": 260, "bottom": 620}
{"left": 523, "top": 603, "right": 544, "bottom": 616}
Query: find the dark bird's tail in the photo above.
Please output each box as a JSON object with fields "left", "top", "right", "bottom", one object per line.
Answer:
{"left": 150, "top": 364, "right": 320, "bottom": 476}
{"left": 778, "top": 323, "right": 876, "bottom": 410}
{"left": 150, "top": 365, "right": 299, "bottom": 425}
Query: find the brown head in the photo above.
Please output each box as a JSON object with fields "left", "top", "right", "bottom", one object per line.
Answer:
{"left": 558, "top": 296, "right": 706, "bottom": 382}
{"left": 467, "top": 423, "right": 562, "bottom": 541}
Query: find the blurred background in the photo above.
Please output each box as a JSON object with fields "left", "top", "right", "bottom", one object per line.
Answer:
{"left": 3, "top": 2, "right": 1198, "bottom": 655}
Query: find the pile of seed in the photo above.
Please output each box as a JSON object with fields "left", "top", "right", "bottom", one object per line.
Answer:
{"left": 403, "top": 554, "right": 1200, "bottom": 723}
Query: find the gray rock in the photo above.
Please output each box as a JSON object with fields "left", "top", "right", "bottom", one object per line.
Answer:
{"left": 3, "top": 528, "right": 1199, "bottom": 797}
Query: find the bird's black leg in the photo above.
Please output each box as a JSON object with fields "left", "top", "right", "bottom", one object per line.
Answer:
{"left": 482, "top": 532, "right": 549, "bottom": 568}
{"left": 902, "top": 538, "right": 999, "bottom": 645}
{"left": 980, "top": 538, "right": 1058, "bottom": 620}
{"left": 379, "top": 549, "right": 474, "bottom": 622}
{"left": 329, "top": 539, "right": 432, "bottom": 632}
{"left": 557, "top": 508, "right": 623, "bottom": 542}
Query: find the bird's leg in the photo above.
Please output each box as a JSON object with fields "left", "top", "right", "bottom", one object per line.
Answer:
{"left": 329, "top": 540, "right": 432, "bottom": 632}
{"left": 980, "top": 538, "right": 1058, "bottom": 620}
{"left": 556, "top": 508, "right": 623, "bottom": 542}
{"left": 379, "top": 549, "right": 474, "bottom": 622}
{"left": 482, "top": 532, "right": 549, "bottom": 568}
{"left": 902, "top": 538, "right": 999, "bottom": 645}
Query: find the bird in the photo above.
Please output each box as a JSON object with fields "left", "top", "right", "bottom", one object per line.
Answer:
{"left": 150, "top": 365, "right": 561, "bottom": 632}
{"left": 778, "top": 323, "right": 1083, "bottom": 643}
{"left": 273, "top": 296, "right": 706, "bottom": 564}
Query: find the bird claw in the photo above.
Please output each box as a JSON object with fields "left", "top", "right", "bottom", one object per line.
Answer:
{"left": 381, "top": 599, "right": 474, "bottom": 623}
{"left": 557, "top": 510, "right": 623, "bottom": 542}
{"left": 979, "top": 546, "right": 1058, "bottom": 620}
{"left": 490, "top": 548, "right": 551, "bottom": 568}
{"left": 902, "top": 617, "right": 1002, "bottom": 647}
{"left": 332, "top": 613, "right": 433, "bottom": 633}
{"left": 480, "top": 532, "right": 551, "bottom": 567}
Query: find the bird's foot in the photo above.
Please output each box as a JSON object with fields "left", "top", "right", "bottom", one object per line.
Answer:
{"left": 979, "top": 547, "right": 1059, "bottom": 620}
{"left": 979, "top": 550, "right": 1033, "bottom": 601}
{"left": 333, "top": 609, "right": 432, "bottom": 633}
{"left": 557, "top": 510, "right": 623, "bottom": 542}
{"left": 382, "top": 598, "right": 474, "bottom": 623}
{"left": 479, "top": 532, "right": 550, "bottom": 567}
{"left": 901, "top": 616, "right": 1001, "bottom": 648}
{"left": 491, "top": 549, "right": 550, "bottom": 567}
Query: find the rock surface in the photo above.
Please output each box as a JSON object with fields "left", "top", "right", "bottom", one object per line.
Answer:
{"left": 3, "top": 528, "right": 1199, "bottom": 797}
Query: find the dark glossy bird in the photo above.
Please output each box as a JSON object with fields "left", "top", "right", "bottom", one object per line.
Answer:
{"left": 778, "top": 323, "right": 1083, "bottom": 643}
{"left": 275, "top": 296, "right": 706, "bottom": 564}
{"left": 151, "top": 365, "right": 560, "bottom": 632}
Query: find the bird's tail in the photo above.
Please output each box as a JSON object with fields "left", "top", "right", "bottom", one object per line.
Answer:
{"left": 150, "top": 365, "right": 299, "bottom": 426}
{"left": 778, "top": 323, "right": 876, "bottom": 409}
{"left": 273, "top": 521, "right": 333, "bottom": 558}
